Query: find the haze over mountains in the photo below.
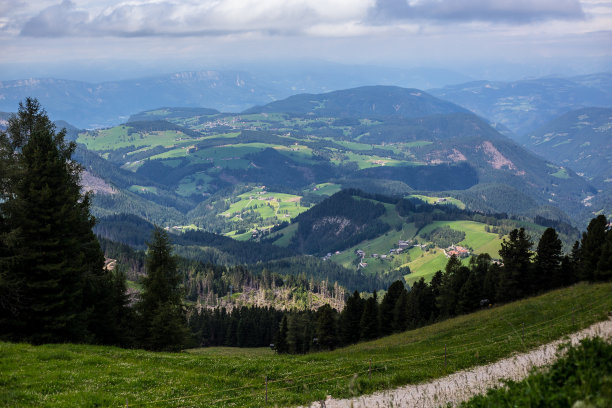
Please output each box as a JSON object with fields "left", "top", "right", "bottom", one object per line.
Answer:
{"left": 0, "top": 64, "right": 472, "bottom": 129}
{"left": 2, "top": 67, "right": 611, "bottom": 132}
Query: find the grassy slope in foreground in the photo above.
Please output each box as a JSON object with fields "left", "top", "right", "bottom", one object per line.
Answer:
{"left": 1, "top": 282, "right": 611, "bottom": 407}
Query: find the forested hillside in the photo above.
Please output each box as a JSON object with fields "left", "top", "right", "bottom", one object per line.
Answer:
{"left": 523, "top": 107, "right": 612, "bottom": 187}
{"left": 66, "top": 85, "right": 604, "bottom": 233}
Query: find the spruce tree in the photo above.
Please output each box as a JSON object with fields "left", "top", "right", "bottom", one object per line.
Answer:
{"left": 579, "top": 215, "right": 608, "bottom": 281}
{"left": 534, "top": 227, "right": 563, "bottom": 291}
{"left": 595, "top": 229, "right": 612, "bottom": 281}
{"left": 137, "top": 227, "right": 188, "bottom": 350}
{"left": 275, "top": 314, "right": 289, "bottom": 353}
{"left": 0, "top": 98, "right": 115, "bottom": 344}
{"left": 315, "top": 304, "right": 338, "bottom": 350}
{"left": 339, "top": 290, "right": 364, "bottom": 345}
{"left": 379, "top": 280, "right": 407, "bottom": 336}
{"left": 497, "top": 228, "right": 533, "bottom": 301}
{"left": 391, "top": 290, "right": 408, "bottom": 333}
{"left": 359, "top": 291, "right": 379, "bottom": 341}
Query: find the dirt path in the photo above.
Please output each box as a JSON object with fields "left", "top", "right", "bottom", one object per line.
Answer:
{"left": 303, "top": 317, "right": 612, "bottom": 408}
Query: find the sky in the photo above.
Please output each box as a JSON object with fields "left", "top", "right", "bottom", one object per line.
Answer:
{"left": 1, "top": 0, "right": 611, "bottom": 82}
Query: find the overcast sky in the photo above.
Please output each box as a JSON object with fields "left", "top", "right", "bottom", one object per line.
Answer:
{"left": 1, "top": 0, "right": 611, "bottom": 81}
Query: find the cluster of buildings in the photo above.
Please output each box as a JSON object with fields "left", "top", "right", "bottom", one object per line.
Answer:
{"left": 444, "top": 245, "right": 471, "bottom": 258}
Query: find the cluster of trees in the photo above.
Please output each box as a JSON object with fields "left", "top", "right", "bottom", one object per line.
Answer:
{"left": 275, "top": 218, "right": 611, "bottom": 353}
{"left": 421, "top": 226, "right": 466, "bottom": 248}
{"left": 189, "top": 306, "right": 283, "bottom": 347}
{"left": 0, "top": 99, "right": 131, "bottom": 345}
{"left": 290, "top": 190, "right": 390, "bottom": 255}
{"left": 0, "top": 100, "right": 190, "bottom": 351}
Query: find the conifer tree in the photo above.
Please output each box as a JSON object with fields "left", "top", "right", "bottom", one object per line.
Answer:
{"left": 275, "top": 314, "right": 289, "bottom": 353}
{"left": 595, "top": 229, "right": 612, "bottom": 281}
{"left": 578, "top": 215, "right": 608, "bottom": 281}
{"left": 0, "top": 98, "right": 121, "bottom": 344}
{"left": 497, "top": 228, "right": 533, "bottom": 301}
{"left": 360, "top": 291, "right": 379, "bottom": 340}
{"left": 534, "top": 227, "right": 563, "bottom": 291}
{"left": 315, "top": 304, "right": 338, "bottom": 350}
{"left": 339, "top": 290, "right": 364, "bottom": 345}
{"left": 379, "top": 280, "right": 407, "bottom": 336}
{"left": 137, "top": 227, "right": 188, "bottom": 350}
{"left": 391, "top": 289, "right": 408, "bottom": 333}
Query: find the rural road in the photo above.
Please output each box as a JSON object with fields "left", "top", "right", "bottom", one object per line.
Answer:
{"left": 302, "top": 316, "right": 612, "bottom": 408}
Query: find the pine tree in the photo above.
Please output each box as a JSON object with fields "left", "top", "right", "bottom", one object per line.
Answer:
{"left": 0, "top": 98, "right": 118, "bottom": 344}
{"left": 359, "top": 291, "right": 379, "bottom": 341}
{"left": 534, "top": 227, "right": 563, "bottom": 291}
{"left": 287, "top": 313, "right": 304, "bottom": 354}
{"left": 275, "top": 314, "right": 289, "bottom": 353}
{"left": 137, "top": 227, "right": 188, "bottom": 350}
{"left": 497, "top": 228, "right": 533, "bottom": 301}
{"left": 579, "top": 215, "right": 608, "bottom": 281}
{"left": 391, "top": 289, "right": 408, "bottom": 333}
{"left": 379, "top": 280, "right": 407, "bottom": 336}
{"left": 595, "top": 229, "right": 612, "bottom": 281}
{"left": 315, "top": 304, "right": 338, "bottom": 350}
{"left": 339, "top": 290, "right": 364, "bottom": 345}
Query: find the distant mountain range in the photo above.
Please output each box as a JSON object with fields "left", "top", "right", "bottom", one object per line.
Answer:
{"left": 523, "top": 107, "right": 612, "bottom": 188}
{"left": 5, "top": 68, "right": 611, "bottom": 133}
{"left": 429, "top": 72, "right": 612, "bottom": 136}
{"left": 0, "top": 65, "right": 471, "bottom": 129}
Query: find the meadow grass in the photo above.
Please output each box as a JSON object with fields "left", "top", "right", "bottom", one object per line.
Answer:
{"left": 2, "top": 282, "right": 610, "bottom": 407}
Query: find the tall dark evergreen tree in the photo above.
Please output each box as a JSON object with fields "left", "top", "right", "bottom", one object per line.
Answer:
{"left": 315, "top": 304, "right": 338, "bottom": 350}
{"left": 137, "top": 227, "right": 189, "bottom": 351}
{"left": 0, "top": 98, "right": 121, "bottom": 344}
{"left": 359, "top": 291, "right": 380, "bottom": 341}
{"left": 534, "top": 227, "right": 563, "bottom": 291}
{"left": 578, "top": 215, "right": 608, "bottom": 281}
{"left": 497, "top": 228, "right": 533, "bottom": 301}
{"left": 391, "top": 289, "right": 409, "bottom": 333}
{"left": 275, "top": 314, "right": 289, "bottom": 353}
{"left": 595, "top": 228, "right": 612, "bottom": 281}
{"left": 339, "top": 290, "right": 364, "bottom": 345}
{"left": 379, "top": 280, "right": 407, "bottom": 336}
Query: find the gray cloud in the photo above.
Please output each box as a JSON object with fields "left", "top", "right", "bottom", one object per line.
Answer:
{"left": 19, "top": 0, "right": 323, "bottom": 38}
{"left": 20, "top": 0, "right": 89, "bottom": 37}
{"left": 370, "top": 0, "right": 585, "bottom": 23}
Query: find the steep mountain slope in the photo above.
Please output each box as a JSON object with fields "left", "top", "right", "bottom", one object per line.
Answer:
{"left": 429, "top": 73, "right": 612, "bottom": 136}
{"left": 73, "top": 85, "right": 600, "bottom": 227}
{"left": 523, "top": 107, "right": 612, "bottom": 187}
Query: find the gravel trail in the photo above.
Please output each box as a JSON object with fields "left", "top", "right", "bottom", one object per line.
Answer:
{"left": 303, "top": 317, "right": 612, "bottom": 408}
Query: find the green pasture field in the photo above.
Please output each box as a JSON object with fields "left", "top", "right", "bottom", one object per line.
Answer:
{"left": 176, "top": 172, "right": 214, "bottom": 197}
{"left": 418, "top": 220, "right": 504, "bottom": 255}
{"left": 271, "top": 222, "right": 299, "bottom": 247}
{"left": 221, "top": 188, "right": 308, "bottom": 221}
{"left": 404, "top": 220, "right": 505, "bottom": 283}
{"left": 2, "top": 283, "right": 610, "bottom": 407}
{"left": 78, "top": 128, "right": 192, "bottom": 152}
{"left": 309, "top": 183, "right": 342, "bottom": 196}
{"left": 405, "top": 248, "right": 469, "bottom": 285}
{"left": 330, "top": 152, "right": 408, "bottom": 169}
{"left": 409, "top": 194, "right": 466, "bottom": 210}
{"left": 274, "top": 145, "right": 317, "bottom": 164}
{"left": 331, "top": 223, "right": 417, "bottom": 275}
